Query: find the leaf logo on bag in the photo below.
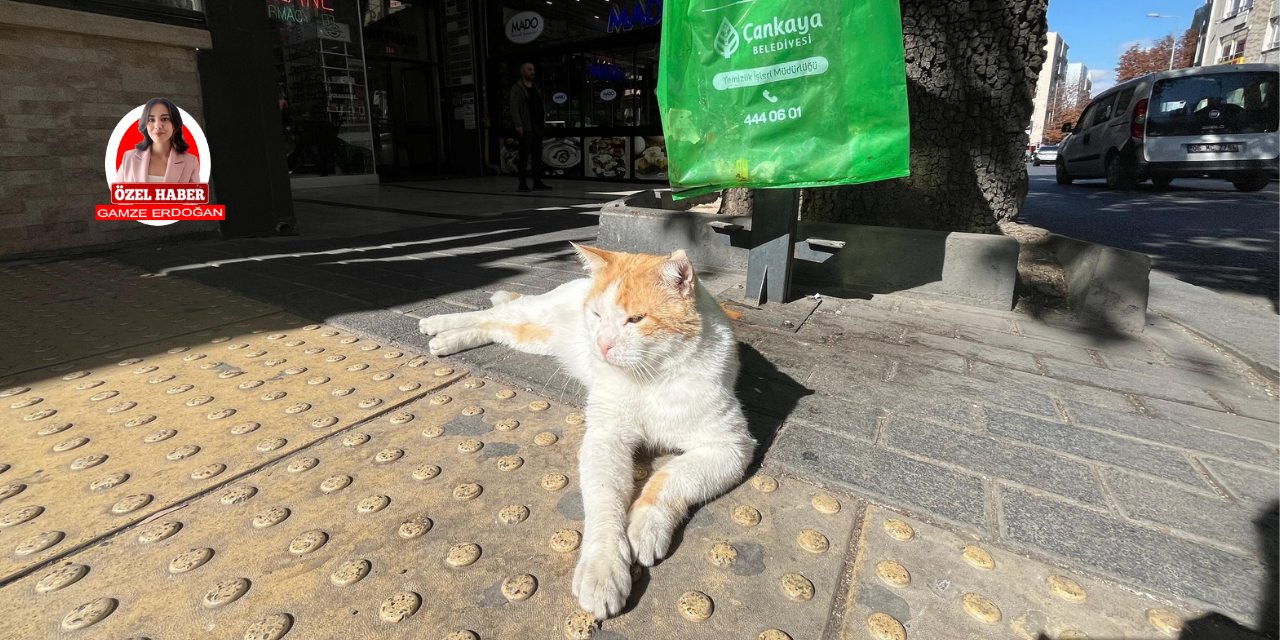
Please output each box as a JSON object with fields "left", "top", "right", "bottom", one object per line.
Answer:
{"left": 714, "top": 17, "right": 739, "bottom": 58}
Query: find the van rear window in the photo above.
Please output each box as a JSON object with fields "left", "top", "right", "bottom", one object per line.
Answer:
{"left": 1147, "top": 72, "right": 1278, "bottom": 137}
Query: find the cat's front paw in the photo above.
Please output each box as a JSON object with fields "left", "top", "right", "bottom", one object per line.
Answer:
{"left": 418, "top": 315, "right": 447, "bottom": 336}
{"left": 427, "top": 331, "right": 467, "bottom": 356}
{"left": 627, "top": 504, "right": 677, "bottom": 567}
{"left": 572, "top": 538, "right": 632, "bottom": 620}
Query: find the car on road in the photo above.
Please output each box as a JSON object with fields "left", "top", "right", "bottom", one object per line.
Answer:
{"left": 1056, "top": 63, "right": 1278, "bottom": 192}
{"left": 1031, "top": 145, "right": 1058, "bottom": 166}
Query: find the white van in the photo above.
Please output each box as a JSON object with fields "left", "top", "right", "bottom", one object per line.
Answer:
{"left": 1056, "top": 64, "right": 1278, "bottom": 192}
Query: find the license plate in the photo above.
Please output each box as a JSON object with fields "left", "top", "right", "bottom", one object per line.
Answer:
{"left": 1187, "top": 143, "right": 1241, "bottom": 153}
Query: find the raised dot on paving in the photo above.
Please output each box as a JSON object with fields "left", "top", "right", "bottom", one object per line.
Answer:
{"left": 61, "top": 597, "right": 117, "bottom": 631}
{"left": 528, "top": 400, "right": 550, "bottom": 412}
{"left": 678, "top": 590, "right": 714, "bottom": 621}
{"left": 499, "top": 504, "right": 530, "bottom": 524}
{"left": 496, "top": 455, "right": 523, "bottom": 471}
{"left": 565, "top": 412, "right": 585, "bottom": 425}
{"left": 379, "top": 591, "right": 421, "bottom": 622}
{"left": 866, "top": 613, "right": 907, "bottom": 640}
{"left": 502, "top": 574, "right": 538, "bottom": 601}
{"left": 446, "top": 543, "right": 481, "bottom": 567}
{"left": 374, "top": 448, "right": 404, "bottom": 464}
{"left": 732, "top": 505, "right": 762, "bottom": 526}
{"left": 287, "top": 458, "right": 319, "bottom": 473}
{"left": 413, "top": 464, "right": 442, "bottom": 481}
{"left": 758, "top": 631, "right": 792, "bottom": 640}
{"left": 750, "top": 474, "right": 779, "bottom": 492}
{"left": 446, "top": 632, "right": 479, "bottom": 640}
{"left": 357, "top": 495, "right": 391, "bottom": 514}
{"left": 288, "top": 530, "right": 328, "bottom": 555}
{"left": 342, "top": 433, "right": 370, "bottom": 447}
{"left": 203, "top": 578, "right": 251, "bottom": 608}
{"left": 421, "top": 425, "right": 445, "bottom": 438}
{"left": 550, "top": 530, "right": 581, "bottom": 553}
{"left": 876, "top": 560, "right": 910, "bottom": 587}
{"left": 462, "top": 379, "right": 485, "bottom": 389}
{"left": 811, "top": 494, "right": 840, "bottom": 514}
{"left": 496, "top": 418, "right": 519, "bottom": 431}
{"left": 495, "top": 389, "right": 516, "bottom": 399}
{"left": 15, "top": 530, "right": 64, "bottom": 556}
{"left": 962, "top": 545, "right": 995, "bottom": 570}
{"left": 253, "top": 507, "right": 290, "bottom": 529}
{"left": 243, "top": 613, "right": 293, "bottom": 640}
{"left": 541, "top": 473, "right": 569, "bottom": 491}
{"left": 89, "top": 473, "right": 129, "bottom": 491}
{"left": 330, "top": 559, "right": 371, "bottom": 586}
{"left": 139, "top": 521, "right": 181, "bottom": 544}
{"left": 883, "top": 519, "right": 914, "bottom": 541}
{"left": 1047, "top": 575, "right": 1087, "bottom": 602}
{"left": 453, "top": 483, "right": 482, "bottom": 500}
{"left": 564, "top": 610, "right": 596, "bottom": 640}
{"left": 320, "top": 475, "right": 352, "bottom": 494}
{"left": 430, "top": 394, "right": 452, "bottom": 405}
{"left": 169, "top": 547, "right": 214, "bottom": 573}
{"left": 780, "top": 573, "right": 814, "bottom": 601}
{"left": 960, "top": 592, "right": 1001, "bottom": 624}
{"left": 111, "top": 494, "right": 153, "bottom": 514}
{"left": 399, "top": 516, "right": 432, "bottom": 538}
{"left": 458, "top": 438, "right": 484, "bottom": 453}
{"left": 1147, "top": 609, "right": 1183, "bottom": 635}
{"left": 36, "top": 563, "right": 89, "bottom": 593}
{"left": 797, "top": 529, "right": 829, "bottom": 553}
{"left": 221, "top": 486, "right": 258, "bottom": 505}
{"left": 708, "top": 542, "right": 738, "bottom": 568}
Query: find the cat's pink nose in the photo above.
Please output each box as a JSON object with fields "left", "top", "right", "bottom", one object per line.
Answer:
{"left": 597, "top": 338, "right": 613, "bottom": 356}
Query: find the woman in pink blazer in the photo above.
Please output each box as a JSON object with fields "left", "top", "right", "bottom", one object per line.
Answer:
{"left": 114, "top": 97, "right": 201, "bottom": 183}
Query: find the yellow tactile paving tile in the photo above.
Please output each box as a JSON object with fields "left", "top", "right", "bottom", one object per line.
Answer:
{"left": 841, "top": 506, "right": 1199, "bottom": 640}
{"left": 0, "top": 376, "right": 857, "bottom": 640}
{"left": 0, "top": 260, "right": 278, "bottom": 376}
{"left": 0, "top": 317, "right": 462, "bottom": 582}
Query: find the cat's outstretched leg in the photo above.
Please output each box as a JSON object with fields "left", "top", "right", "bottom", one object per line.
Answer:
{"left": 626, "top": 433, "right": 754, "bottom": 567}
{"left": 573, "top": 419, "right": 640, "bottom": 620}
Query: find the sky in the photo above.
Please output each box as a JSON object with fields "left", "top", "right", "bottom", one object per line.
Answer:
{"left": 1047, "top": 0, "right": 1208, "bottom": 93}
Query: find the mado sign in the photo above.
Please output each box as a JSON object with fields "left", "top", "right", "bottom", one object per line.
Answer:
{"left": 600, "top": 89, "right": 618, "bottom": 101}
{"left": 505, "top": 11, "right": 543, "bottom": 44}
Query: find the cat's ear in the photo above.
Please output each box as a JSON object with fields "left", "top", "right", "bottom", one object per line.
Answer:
{"left": 661, "top": 249, "right": 696, "bottom": 298}
{"left": 571, "top": 243, "right": 610, "bottom": 274}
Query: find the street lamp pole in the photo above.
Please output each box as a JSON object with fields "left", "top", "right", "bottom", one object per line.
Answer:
{"left": 1148, "top": 14, "right": 1181, "bottom": 70}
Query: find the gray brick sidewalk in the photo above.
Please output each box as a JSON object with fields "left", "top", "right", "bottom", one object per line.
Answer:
{"left": 109, "top": 208, "right": 1279, "bottom": 630}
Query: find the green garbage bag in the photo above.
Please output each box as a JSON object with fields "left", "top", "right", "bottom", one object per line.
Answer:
{"left": 657, "top": 0, "right": 910, "bottom": 197}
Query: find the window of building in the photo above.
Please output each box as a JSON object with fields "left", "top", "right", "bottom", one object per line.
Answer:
{"left": 1266, "top": 15, "right": 1280, "bottom": 50}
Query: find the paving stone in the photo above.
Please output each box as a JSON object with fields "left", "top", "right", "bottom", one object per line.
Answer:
{"left": 1211, "top": 390, "right": 1280, "bottom": 423}
{"left": 1201, "top": 459, "right": 1280, "bottom": 505}
{"left": 1102, "top": 469, "right": 1260, "bottom": 554}
{"left": 1093, "top": 350, "right": 1254, "bottom": 393}
{"left": 787, "top": 392, "right": 880, "bottom": 442}
{"left": 715, "top": 292, "right": 821, "bottom": 334}
{"left": 902, "top": 331, "right": 1041, "bottom": 373}
{"left": 954, "top": 324, "right": 1098, "bottom": 365}
{"left": 326, "top": 308, "right": 425, "bottom": 346}
{"left": 892, "top": 297, "right": 1019, "bottom": 334}
{"left": 1064, "top": 401, "right": 1278, "bottom": 469}
{"left": 886, "top": 417, "right": 1107, "bottom": 506}
{"left": 822, "top": 299, "right": 960, "bottom": 338}
{"left": 967, "top": 361, "right": 1152, "bottom": 413}
{"left": 1143, "top": 398, "right": 1279, "bottom": 446}
{"left": 983, "top": 407, "right": 1209, "bottom": 488}
{"left": 799, "top": 310, "right": 907, "bottom": 345}
{"left": 736, "top": 373, "right": 815, "bottom": 420}
{"left": 1001, "top": 487, "right": 1267, "bottom": 622}
{"left": 768, "top": 424, "right": 988, "bottom": 530}
{"left": 1041, "top": 358, "right": 1223, "bottom": 409}
{"left": 1012, "top": 320, "right": 1165, "bottom": 359}
{"left": 888, "top": 364, "right": 1065, "bottom": 419}
{"left": 736, "top": 328, "right": 820, "bottom": 386}
{"left": 269, "top": 289, "right": 374, "bottom": 321}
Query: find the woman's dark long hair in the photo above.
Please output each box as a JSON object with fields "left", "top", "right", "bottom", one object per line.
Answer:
{"left": 134, "top": 97, "right": 190, "bottom": 153}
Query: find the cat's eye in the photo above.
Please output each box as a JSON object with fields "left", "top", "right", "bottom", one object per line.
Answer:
{"left": 626, "top": 315, "right": 646, "bottom": 324}
{"left": 590, "top": 310, "right": 601, "bottom": 318}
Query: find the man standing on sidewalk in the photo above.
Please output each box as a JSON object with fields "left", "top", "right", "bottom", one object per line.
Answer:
{"left": 509, "top": 62, "right": 551, "bottom": 192}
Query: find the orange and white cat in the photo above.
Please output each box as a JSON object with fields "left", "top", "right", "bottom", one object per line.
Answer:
{"left": 419, "top": 244, "right": 754, "bottom": 619}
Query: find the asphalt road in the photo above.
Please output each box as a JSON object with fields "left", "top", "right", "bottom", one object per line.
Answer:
{"left": 1019, "top": 165, "right": 1279, "bottom": 314}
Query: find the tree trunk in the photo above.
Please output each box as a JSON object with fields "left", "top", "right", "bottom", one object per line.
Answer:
{"left": 731, "top": 0, "right": 1049, "bottom": 233}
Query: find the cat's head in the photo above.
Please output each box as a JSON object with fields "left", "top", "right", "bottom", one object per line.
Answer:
{"left": 571, "top": 244, "right": 702, "bottom": 370}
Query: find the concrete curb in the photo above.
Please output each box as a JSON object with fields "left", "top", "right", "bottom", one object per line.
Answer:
{"left": 1043, "top": 233, "right": 1151, "bottom": 334}
{"left": 1148, "top": 272, "right": 1280, "bottom": 382}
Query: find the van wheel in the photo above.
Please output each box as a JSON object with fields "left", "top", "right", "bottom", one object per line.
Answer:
{"left": 1150, "top": 177, "right": 1173, "bottom": 190}
{"left": 1105, "top": 153, "right": 1137, "bottom": 190}
{"left": 1055, "top": 159, "right": 1073, "bottom": 185}
{"left": 1231, "top": 175, "right": 1270, "bottom": 192}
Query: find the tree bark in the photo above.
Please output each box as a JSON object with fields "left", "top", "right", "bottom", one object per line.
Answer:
{"left": 731, "top": 0, "right": 1049, "bottom": 233}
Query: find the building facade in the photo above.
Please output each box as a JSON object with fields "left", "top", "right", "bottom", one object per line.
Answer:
{"left": 1028, "top": 32, "right": 1069, "bottom": 145}
{"left": 1063, "top": 61, "right": 1091, "bottom": 102}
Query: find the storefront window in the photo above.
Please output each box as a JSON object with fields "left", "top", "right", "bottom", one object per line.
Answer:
{"left": 268, "top": 0, "right": 376, "bottom": 178}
